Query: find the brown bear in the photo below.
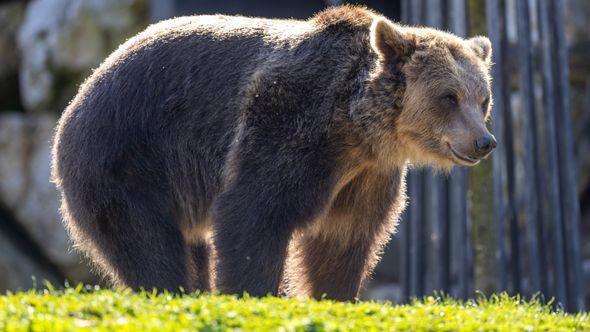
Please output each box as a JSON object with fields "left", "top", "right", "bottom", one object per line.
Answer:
{"left": 51, "top": 5, "right": 495, "bottom": 300}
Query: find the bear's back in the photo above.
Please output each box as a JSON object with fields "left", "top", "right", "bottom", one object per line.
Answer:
{"left": 53, "top": 16, "right": 282, "bottom": 183}
{"left": 56, "top": 14, "right": 323, "bottom": 154}
{"left": 52, "top": 8, "right": 376, "bottom": 211}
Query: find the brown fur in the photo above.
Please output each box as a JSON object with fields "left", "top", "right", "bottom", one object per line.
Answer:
{"left": 285, "top": 167, "right": 407, "bottom": 300}
{"left": 312, "top": 4, "right": 376, "bottom": 27}
{"left": 51, "top": 5, "right": 494, "bottom": 300}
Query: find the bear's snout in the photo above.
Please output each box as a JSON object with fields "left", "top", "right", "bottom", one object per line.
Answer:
{"left": 474, "top": 134, "right": 497, "bottom": 157}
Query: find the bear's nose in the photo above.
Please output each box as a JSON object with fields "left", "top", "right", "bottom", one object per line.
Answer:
{"left": 474, "top": 134, "right": 497, "bottom": 155}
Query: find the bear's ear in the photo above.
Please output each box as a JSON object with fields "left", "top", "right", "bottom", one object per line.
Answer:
{"left": 468, "top": 36, "right": 492, "bottom": 63}
{"left": 370, "top": 18, "right": 415, "bottom": 61}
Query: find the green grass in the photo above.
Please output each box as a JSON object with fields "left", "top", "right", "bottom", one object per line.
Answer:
{"left": 0, "top": 286, "right": 588, "bottom": 331}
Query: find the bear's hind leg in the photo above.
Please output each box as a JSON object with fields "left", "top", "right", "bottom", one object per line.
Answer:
{"left": 98, "top": 210, "right": 189, "bottom": 292}
{"left": 111, "top": 242, "right": 187, "bottom": 292}
{"left": 62, "top": 189, "right": 190, "bottom": 292}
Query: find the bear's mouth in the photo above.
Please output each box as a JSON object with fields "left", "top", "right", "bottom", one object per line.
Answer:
{"left": 446, "top": 143, "right": 480, "bottom": 166}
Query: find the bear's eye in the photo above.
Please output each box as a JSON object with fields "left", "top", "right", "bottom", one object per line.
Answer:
{"left": 443, "top": 94, "right": 458, "bottom": 106}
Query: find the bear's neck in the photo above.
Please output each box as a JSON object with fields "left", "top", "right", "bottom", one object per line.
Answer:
{"left": 345, "top": 63, "right": 408, "bottom": 170}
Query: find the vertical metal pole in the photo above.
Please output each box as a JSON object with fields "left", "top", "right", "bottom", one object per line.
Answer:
{"left": 410, "top": 0, "right": 422, "bottom": 25}
{"left": 150, "top": 0, "right": 175, "bottom": 22}
{"left": 401, "top": 0, "right": 410, "bottom": 24}
{"left": 485, "top": 0, "right": 508, "bottom": 293}
{"left": 499, "top": 0, "right": 521, "bottom": 295}
{"left": 425, "top": 170, "right": 445, "bottom": 291}
{"left": 439, "top": 180, "right": 450, "bottom": 293}
{"left": 399, "top": 207, "right": 412, "bottom": 301}
{"left": 537, "top": 0, "right": 568, "bottom": 309}
{"left": 448, "top": 0, "right": 467, "bottom": 37}
{"left": 425, "top": 0, "right": 443, "bottom": 28}
{"left": 515, "top": 0, "right": 543, "bottom": 295}
{"left": 409, "top": 173, "right": 425, "bottom": 297}
{"left": 550, "top": 0, "right": 585, "bottom": 312}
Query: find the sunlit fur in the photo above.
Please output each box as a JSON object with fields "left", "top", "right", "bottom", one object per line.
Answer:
{"left": 363, "top": 19, "right": 493, "bottom": 174}
{"left": 51, "top": 5, "right": 493, "bottom": 301}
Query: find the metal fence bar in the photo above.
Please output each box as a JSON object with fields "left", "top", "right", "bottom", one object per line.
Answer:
{"left": 439, "top": 185, "right": 450, "bottom": 293}
{"left": 409, "top": 173, "right": 425, "bottom": 297}
{"left": 448, "top": 0, "right": 467, "bottom": 37}
{"left": 498, "top": 0, "right": 521, "bottom": 295}
{"left": 150, "top": 0, "right": 175, "bottom": 21}
{"left": 537, "top": 0, "right": 568, "bottom": 309}
{"left": 425, "top": 171, "right": 445, "bottom": 291}
{"left": 409, "top": 0, "right": 421, "bottom": 25}
{"left": 425, "top": 0, "right": 443, "bottom": 28}
{"left": 515, "top": 0, "right": 543, "bottom": 295}
{"left": 550, "top": 0, "right": 585, "bottom": 312}
{"left": 486, "top": 0, "right": 508, "bottom": 293}
{"left": 394, "top": 0, "right": 582, "bottom": 311}
{"left": 399, "top": 206, "right": 412, "bottom": 301}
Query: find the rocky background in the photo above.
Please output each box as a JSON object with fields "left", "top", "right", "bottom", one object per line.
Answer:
{"left": 0, "top": 0, "right": 588, "bottom": 300}
{"left": 0, "top": 0, "right": 148, "bottom": 290}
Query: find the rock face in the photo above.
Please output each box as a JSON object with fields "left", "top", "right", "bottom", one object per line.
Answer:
{"left": 17, "top": 0, "right": 147, "bottom": 113}
{"left": 0, "top": 229, "right": 58, "bottom": 292}
{"left": 0, "top": 113, "right": 95, "bottom": 283}
{"left": 0, "top": 2, "right": 25, "bottom": 110}
{"left": 0, "top": 0, "right": 148, "bottom": 291}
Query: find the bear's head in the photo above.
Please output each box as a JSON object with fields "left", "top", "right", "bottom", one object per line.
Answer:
{"left": 367, "top": 18, "right": 495, "bottom": 171}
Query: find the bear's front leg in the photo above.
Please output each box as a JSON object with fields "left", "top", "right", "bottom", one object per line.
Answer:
{"left": 285, "top": 168, "right": 406, "bottom": 301}
{"left": 213, "top": 202, "right": 292, "bottom": 297}
{"left": 212, "top": 137, "right": 337, "bottom": 297}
